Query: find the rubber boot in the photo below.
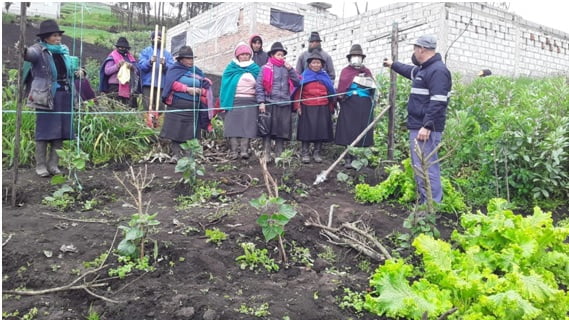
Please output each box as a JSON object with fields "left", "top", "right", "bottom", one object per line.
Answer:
{"left": 344, "top": 152, "right": 353, "bottom": 169}
{"left": 313, "top": 142, "right": 323, "bottom": 163}
{"left": 170, "top": 141, "right": 183, "bottom": 164}
{"left": 301, "top": 142, "right": 311, "bottom": 164}
{"left": 229, "top": 137, "right": 239, "bottom": 160}
{"left": 240, "top": 138, "right": 250, "bottom": 159}
{"left": 275, "top": 139, "right": 284, "bottom": 158}
{"left": 35, "top": 141, "right": 50, "bottom": 177}
{"left": 47, "top": 140, "right": 63, "bottom": 175}
{"left": 263, "top": 136, "right": 272, "bottom": 163}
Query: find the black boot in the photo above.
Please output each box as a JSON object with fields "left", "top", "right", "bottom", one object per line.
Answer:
{"left": 313, "top": 142, "right": 323, "bottom": 163}
{"left": 170, "top": 141, "right": 183, "bottom": 164}
{"left": 344, "top": 153, "right": 353, "bottom": 169}
{"left": 275, "top": 139, "right": 284, "bottom": 158}
{"left": 47, "top": 140, "right": 63, "bottom": 175}
{"left": 35, "top": 141, "right": 49, "bottom": 177}
{"left": 263, "top": 136, "right": 272, "bottom": 163}
{"left": 240, "top": 138, "right": 250, "bottom": 159}
{"left": 301, "top": 142, "right": 310, "bottom": 163}
{"left": 228, "top": 137, "right": 239, "bottom": 160}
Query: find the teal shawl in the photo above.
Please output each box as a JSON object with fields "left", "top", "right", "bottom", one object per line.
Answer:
{"left": 220, "top": 60, "right": 260, "bottom": 110}
{"left": 40, "top": 42, "right": 75, "bottom": 96}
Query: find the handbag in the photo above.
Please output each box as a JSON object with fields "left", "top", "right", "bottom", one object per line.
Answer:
{"left": 257, "top": 111, "right": 272, "bottom": 137}
{"left": 27, "top": 78, "right": 53, "bottom": 110}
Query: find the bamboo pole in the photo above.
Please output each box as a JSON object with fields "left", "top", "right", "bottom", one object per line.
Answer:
{"left": 12, "top": 3, "right": 28, "bottom": 207}
{"left": 146, "top": 24, "right": 159, "bottom": 128}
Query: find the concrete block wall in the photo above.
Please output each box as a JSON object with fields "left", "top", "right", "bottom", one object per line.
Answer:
{"left": 443, "top": 2, "right": 569, "bottom": 79}
{"left": 168, "top": 2, "right": 569, "bottom": 81}
{"left": 282, "top": 2, "right": 441, "bottom": 81}
{"left": 167, "top": 2, "right": 338, "bottom": 75}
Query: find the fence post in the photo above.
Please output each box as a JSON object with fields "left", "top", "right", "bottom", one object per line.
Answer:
{"left": 387, "top": 22, "right": 399, "bottom": 161}
{"left": 12, "top": 3, "right": 28, "bottom": 207}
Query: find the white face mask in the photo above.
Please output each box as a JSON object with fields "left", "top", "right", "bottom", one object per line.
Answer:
{"left": 350, "top": 56, "right": 363, "bottom": 67}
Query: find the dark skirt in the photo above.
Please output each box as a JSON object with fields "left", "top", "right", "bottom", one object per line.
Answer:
{"left": 160, "top": 97, "right": 202, "bottom": 142}
{"left": 223, "top": 96, "right": 258, "bottom": 138}
{"left": 335, "top": 95, "right": 374, "bottom": 147}
{"left": 35, "top": 89, "right": 74, "bottom": 141}
{"left": 107, "top": 84, "right": 138, "bottom": 108}
{"left": 297, "top": 104, "right": 333, "bottom": 142}
{"left": 266, "top": 103, "right": 292, "bottom": 140}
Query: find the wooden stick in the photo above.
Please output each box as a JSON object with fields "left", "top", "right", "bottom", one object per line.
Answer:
{"left": 12, "top": 4, "right": 27, "bottom": 207}
{"left": 155, "top": 26, "right": 166, "bottom": 113}
{"left": 148, "top": 24, "right": 158, "bottom": 113}
{"left": 314, "top": 103, "right": 391, "bottom": 185}
{"left": 2, "top": 234, "right": 13, "bottom": 247}
{"left": 341, "top": 222, "right": 392, "bottom": 259}
{"left": 41, "top": 212, "right": 115, "bottom": 224}
{"left": 3, "top": 265, "right": 108, "bottom": 295}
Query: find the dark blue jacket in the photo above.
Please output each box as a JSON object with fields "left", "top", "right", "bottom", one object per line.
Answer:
{"left": 137, "top": 46, "right": 174, "bottom": 88}
{"left": 392, "top": 53, "right": 451, "bottom": 132}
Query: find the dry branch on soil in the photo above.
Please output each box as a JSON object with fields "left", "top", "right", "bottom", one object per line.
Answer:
{"left": 305, "top": 205, "right": 392, "bottom": 261}
{"left": 2, "top": 265, "right": 121, "bottom": 303}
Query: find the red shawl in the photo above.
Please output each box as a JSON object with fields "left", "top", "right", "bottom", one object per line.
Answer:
{"left": 337, "top": 65, "right": 372, "bottom": 94}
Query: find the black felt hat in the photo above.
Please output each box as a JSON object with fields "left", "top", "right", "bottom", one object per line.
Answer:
{"left": 307, "top": 51, "right": 325, "bottom": 65}
{"left": 268, "top": 42, "right": 287, "bottom": 56}
{"left": 308, "top": 31, "right": 322, "bottom": 42}
{"left": 176, "top": 46, "right": 195, "bottom": 59}
{"left": 346, "top": 44, "right": 366, "bottom": 59}
{"left": 150, "top": 31, "right": 162, "bottom": 39}
{"left": 115, "top": 37, "right": 131, "bottom": 48}
{"left": 36, "top": 19, "right": 65, "bottom": 37}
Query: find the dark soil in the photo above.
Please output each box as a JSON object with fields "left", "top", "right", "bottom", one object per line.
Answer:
{"left": 2, "top": 21, "right": 110, "bottom": 78}
{"left": 1, "top": 21, "right": 222, "bottom": 96}
{"left": 2, "top": 147, "right": 429, "bottom": 319}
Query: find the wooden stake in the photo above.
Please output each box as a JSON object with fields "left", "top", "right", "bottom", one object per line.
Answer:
{"left": 387, "top": 22, "right": 399, "bottom": 161}
{"left": 12, "top": 3, "right": 28, "bottom": 207}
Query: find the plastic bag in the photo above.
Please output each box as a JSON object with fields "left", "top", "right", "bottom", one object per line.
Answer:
{"left": 258, "top": 112, "right": 272, "bottom": 137}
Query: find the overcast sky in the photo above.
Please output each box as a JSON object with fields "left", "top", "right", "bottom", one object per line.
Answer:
{"left": 328, "top": 2, "right": 568, "bottom": 33}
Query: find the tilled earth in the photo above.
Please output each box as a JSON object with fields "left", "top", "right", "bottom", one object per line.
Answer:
{"left": 2, "top": 151, "right": 425, "bottom": 319}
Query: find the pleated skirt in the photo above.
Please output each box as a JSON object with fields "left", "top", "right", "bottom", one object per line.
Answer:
{"left": 297, "top": 104, "right": 333, "bottom": 142}
{"left": 266, "top": 103, "right": 293, "bottom": 140}
{"left": 335, "top": 95, "right": 374, "bottom": 147}
{"left": 223, "top": 96, "right": 258, "bottom": 138}
{"left": 35, "top": 89, "right": 74, "bottom": 141}
{"left": 160, "top": 97, "right": 202, "bottom": 142}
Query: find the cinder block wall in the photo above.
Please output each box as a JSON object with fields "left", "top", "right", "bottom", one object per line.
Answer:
{"left": 168, "top": 2, "right": 569, "bottom": 81}
{"left": 167, "top": 2, "right": 338, "bottom": 75}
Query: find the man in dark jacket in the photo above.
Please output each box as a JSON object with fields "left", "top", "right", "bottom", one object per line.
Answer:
{"left": 249, "top": 34, "right": 268, "bottom": 67}
{"left": 383, "top": 35, "right": 452, "bottom": 205}
{"left": 295, "top": 31, "right": 335, "bottom": 80}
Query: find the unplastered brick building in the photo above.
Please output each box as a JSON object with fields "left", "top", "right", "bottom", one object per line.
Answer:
{"left": 167, "top": 2, "right": 569, "bottom": 81}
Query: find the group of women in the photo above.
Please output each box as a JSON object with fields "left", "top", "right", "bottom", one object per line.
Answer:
{"left": 221, "top": 40, "right": 376, "bottom": 165}
{"left": 24, "top": 18, "right": 376, "bottom": 177}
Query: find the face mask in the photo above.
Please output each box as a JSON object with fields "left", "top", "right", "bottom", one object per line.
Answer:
{"left": 411, "top": 53, "right": 420, "bottom": 66}
{"left": 118, "top": 48, "right": 128, "bottom": 55}
{"left": 350, "top": 56, "right": 363, "bottom": 68}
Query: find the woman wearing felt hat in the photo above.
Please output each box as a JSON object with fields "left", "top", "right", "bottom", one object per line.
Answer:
{"left": 220, "top": 42, "right": 261, "bottom": 160}
{"left": 335, "top": 44, "right": 376, "bottom": 168}
{"left": 255, "top": 41, "right": 300, "bottom": 162}
{"left": 291, "top": 51, "right": 336, "bottom": 164}
{"left": 23, "top": 19, "right": 83, "bottom": 177}
{"left": 160, "top": 46, "right": 214, "bottom": 164}
{"left": 99, "top": 36, "right": 141, "bottom": 108}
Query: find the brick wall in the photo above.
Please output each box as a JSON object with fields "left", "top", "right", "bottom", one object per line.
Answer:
{"left": 168, "top": 2, "right": 569, "bottom": 81}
